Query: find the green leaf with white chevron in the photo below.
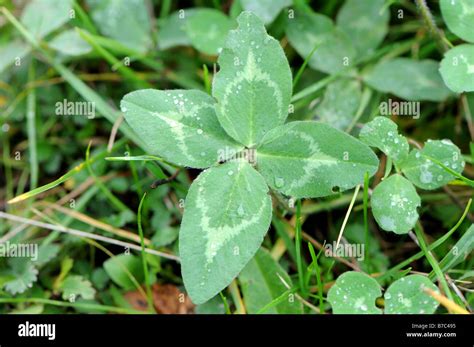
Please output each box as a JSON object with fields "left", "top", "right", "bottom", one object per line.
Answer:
{"left": 121, "top": 89, "right": 242, "bottom": 169}
{"left": 256, "top": 121, "right": 379, "bottom": 198}
{"left": 212, "top": 11, "right": 292, "bottom": 147}
{"left": 179, "top": 160, "right": 272, "bottom": 304}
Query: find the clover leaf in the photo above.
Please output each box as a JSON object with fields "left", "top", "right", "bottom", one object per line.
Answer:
{"left": 371, "top": 174, "right": 421, "bottom": 235}
{"left": 240, "top": 0, "right": 291, "bottom": 25}
{"left": 329, "top": 272, "right": 440, "bottom": 314}
{"left": 440, "top": 44, "right": 474, "bottom": 93}
{"left": 384, "top": 275, "right": 439, "bottom": 314}
{"left": 440, "top": 0, "right": 474, "bottom": 44}
{"left": 286, "top": 10, "right": 356, "bottom": 74}
{"left": 360, "top": 116, "right": 409, "bottom": 164}
{"left": 336, "top": 0, "right": 390, "bottom": 59}
{"left": 400, "top": 139, "right": 465, "bottom": 190}
{"left": 212, "top": 12, "right": 293, "bottom": 147}
{"left": 327, "top": 271, "right": 382, "bottom": 314}
{"left": 121, "top": 11, "right": 379, "bottom": 304}
{"left": 364, "top": 58, "right": 452, "bottom": 102}
{"left": 361, "top": 117, "right": 465, "bottom": 234}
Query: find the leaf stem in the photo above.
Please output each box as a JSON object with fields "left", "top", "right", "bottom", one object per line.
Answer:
{"left": 295, "top": 199, "right": 307, "bottom": 296}
{"left": 414, "top": 0, "right": 452, "bottom": 52}
{"left": 363, "top": 172, "right": 370, "bottom": 270}
{"left": 377, "top": 198, "right": 471, "bottom": 283}
{"left": 137, "top": 193, "right": 155, "bottom": 313}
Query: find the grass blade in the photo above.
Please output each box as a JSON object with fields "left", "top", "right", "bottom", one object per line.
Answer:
{"left": 137, "top": 193, "right": 155, "bottom": 313}
{"left": 26, "top": 59, "right": 38, "bottom": 189}
{"left": 8, "top": 138, "right": 127, "bottom": 205}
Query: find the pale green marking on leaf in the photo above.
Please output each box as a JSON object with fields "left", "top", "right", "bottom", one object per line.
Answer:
{"left": 185, "top": 9, "right": 235, "bottom": 55}
{"left": 440, "top": 44, "right": 474, "bottom": 93}
{"left": 384, "top": 275, "right": 439, "bottom": 314}
{"left": 440, "top": 0, "right": 474, "bottom": 43}
{"left": 195, "top": 167, "right": 269, "bottom": 265}
{"left": 360, "top": 116, "right": 409, "bottom": 163}
{"left": 315, "top": 78, "right": 362, "bottom": 130}
{"left": 327, "top": 271, "right": 382, "bottom": 314}
{"left": 286, "top": 10, "right": 356, "bottom": 74}
{"left": 336, "top": 0, "right": 390, "bottom": 59}
{"left": 121, "top": 89, "right": 242, "bottom": 169}
{"left": 239, "top": 248, "right": 303, "bottom": 314}
{"left": 240, "top": 0, "right": 291, "bottom": 24}
{"left": 256, "top": 121, "right": 379, "bottom": 198}
{"left": 213, "top": 11, "right": 292, "bottom": 147}
{"left": 364, "top": 58, "right": 453, "bottom": 101}
{"left": 371, "top": 174, "right": 421, "bottom": 234}
{"left": 400, "top": 139, "right": 465, "bottom": 190}
{"left": 180, "top": 160, "right": 272, "bottom": 304}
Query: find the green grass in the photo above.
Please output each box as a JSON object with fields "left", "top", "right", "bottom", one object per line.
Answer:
{"left": 0, "top": 0, "right": 472, "bottom": 316}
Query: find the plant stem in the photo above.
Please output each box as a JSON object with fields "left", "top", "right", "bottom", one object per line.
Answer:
{"left": 295, "top": 199, "right": 306, "bottom": 296}
{"left": 229, "top": 280, "right": 246, "bottom": 314}
{"left": 377, "top": 198, "right": 471, "bottom": 283}
{"left": 363, "top": 172, "right": 370, "bottom": 269}
{"left": 0, "top": 298, "right": 144, "bottom": 314}
{"left": 414, "top": 0, "right": 451, "bottom": 52}
{"left": 26, "top": 59, "right": 38, "bottom": 190}
{"left": 414, "top": 223, "right": 453, "bottom": 302}
{"left": 137, "top": 193, "right": 155, "bottom": 313}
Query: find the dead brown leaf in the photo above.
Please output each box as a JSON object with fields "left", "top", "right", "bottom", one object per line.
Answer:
{"left": 124, "top": 283, "right": 195, "bottom": 314}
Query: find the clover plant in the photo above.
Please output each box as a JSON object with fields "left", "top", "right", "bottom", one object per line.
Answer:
{"left": 120, "top": 12, "right": 379, "bottom": 304}
{"left": 328, "top": 271, "right": 440, "bottom": 314}
{"left": 360, "top": 116, "right": 465, "bottom": 235}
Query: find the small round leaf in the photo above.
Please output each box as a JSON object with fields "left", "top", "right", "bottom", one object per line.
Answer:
{"left": 384, "top": 275, "right": 440, "bottom": 314}
{"left": 328, "top": 271, "right": 382, "bottom": 314}
{"left": 360, "top": 116, "right": 409, "bottom": 163}
{"left": 371, "top": 174, "right": 421, "bottom": 234}
{"left": 400, "top": 139, "right": 465, "bottom": 190}
{"left": 440, "top": 0, "right": 474, "bottom": 43}
{"left": 439, "top": 44, "right": 474, "bottom": 93}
